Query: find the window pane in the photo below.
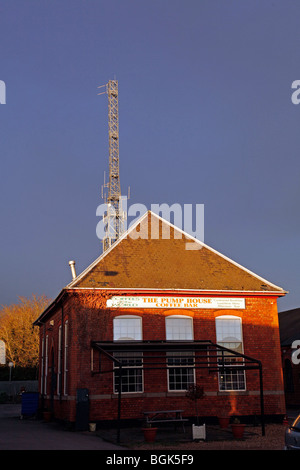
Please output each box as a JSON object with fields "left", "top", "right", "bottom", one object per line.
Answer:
{"left": 114, "top": 351, "right": 143, "bottom": 367}
{"left": 166, "top": 317, "right": 193, "bottom": 340}
{"left": 114, "top": 369, "right": 143, "bottom": 393}
{"left": 167, "top": 351, "right": 194, "bottom": 391}
{"left": 114, "top": 352, "right": 143, "bottom": 393}
{"left": 167, "top": 351, "right": 194, "bottom": 366}
{"left": 168, "top": 367, "right": 194, "bottom": 391}
{"left": 114, "top": 317, "right": 142, "bottom": 341}
{"left": 215, "top": 316, "right": 246, "bottom": 391}
{"left": 219, "top": 368, "right": 245, "bottom": 391}
{"left": 216, "top": 317, "right": 242, "bottom": 343}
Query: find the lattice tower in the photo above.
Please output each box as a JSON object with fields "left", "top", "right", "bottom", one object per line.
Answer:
{"left": 99, "top": 80, "right": 126, "bottom": 252}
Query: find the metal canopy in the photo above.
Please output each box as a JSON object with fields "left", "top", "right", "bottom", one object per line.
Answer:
{"left": 91, "top": 340, "right": 265, "bottom": 442}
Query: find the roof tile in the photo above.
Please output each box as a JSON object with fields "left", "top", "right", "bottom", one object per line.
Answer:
{"left": 70, "top": 211, "right": 285, "bottom": 293}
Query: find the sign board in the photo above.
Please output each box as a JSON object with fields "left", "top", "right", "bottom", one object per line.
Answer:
{"left": 106, "top": 296, "right": 245, "bottom": 309}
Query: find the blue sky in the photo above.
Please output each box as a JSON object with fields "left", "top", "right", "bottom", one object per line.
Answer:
{"left": 0, "top": 0, "right": 299, "bottom": 312}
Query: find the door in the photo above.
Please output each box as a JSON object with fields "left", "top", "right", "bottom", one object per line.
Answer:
{"left": 75, "top": 388, "right": 89, "bottom": 431}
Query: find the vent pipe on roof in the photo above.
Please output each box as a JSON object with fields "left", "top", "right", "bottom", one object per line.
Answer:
{"left": 69, "top": 260, "right": 77, "bottom": 280}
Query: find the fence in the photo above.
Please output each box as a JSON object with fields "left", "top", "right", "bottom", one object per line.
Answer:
{"left": 0, "top": 380, "right": 38, "bottom": 402}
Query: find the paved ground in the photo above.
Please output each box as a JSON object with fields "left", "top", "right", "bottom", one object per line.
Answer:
{"left": 99, "top": 409, "right": 300, "bottom": 451}
{"left": 0, "top": 404, "right": 124, "bottom": 450}
{"left": 1, "top": 404, "right": 299, "bottom": 451}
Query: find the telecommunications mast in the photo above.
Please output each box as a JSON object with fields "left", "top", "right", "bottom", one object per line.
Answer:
{"left": 98, "top": 79, "right": 127, "bottom": 252}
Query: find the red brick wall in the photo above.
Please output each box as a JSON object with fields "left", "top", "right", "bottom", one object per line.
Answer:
{"left": 38, "top": 291, "right": 286, "bottom": 423}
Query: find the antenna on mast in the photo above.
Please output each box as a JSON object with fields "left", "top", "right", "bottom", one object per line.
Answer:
{"left": 98, "top": 79, "right": 128, "bottom": 252}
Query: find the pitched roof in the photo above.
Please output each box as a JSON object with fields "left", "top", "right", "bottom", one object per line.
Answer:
{"left": 67, "top": 211, "right": 286, "bottom": 294}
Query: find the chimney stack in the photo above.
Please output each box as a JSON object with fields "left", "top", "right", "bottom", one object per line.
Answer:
{"left": 69, "top": 260, "right": 77, "bottom": 280}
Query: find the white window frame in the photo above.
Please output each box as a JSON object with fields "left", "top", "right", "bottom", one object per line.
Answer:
{"left": 57, "top": 325, "right": 62, "bottom": 395}
{"left": 113, "top": 316, "right": 143, "bottom": 393}
{"left": 63, "top": 321, "right": 68, "bottom": 396}
{"left": 113, "top": 315, "right": 142, "bottom": 341}
{"left": 165, "top": 315, "right": 194, "bottom": 341}
{"left": 41, "top": 337, "right": 45, "bottom": 395}
{"left": 167, "top": 351, "right": 195, "bottom": 391}
{"left": 165, "top": 315, "right": 195, "bottom": 391}
{"left": 113, "top": 352, "right": 144, "bottom": 394}
{"left": 44, "top": 335, "right": 48, "bottom": 396}
{"left": 215, "top": 315, "right": 246, "bottom": 391}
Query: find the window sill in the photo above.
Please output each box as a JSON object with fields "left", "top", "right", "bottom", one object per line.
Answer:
{"left": 112, "top": 392, "right": 144, "bottom": 397}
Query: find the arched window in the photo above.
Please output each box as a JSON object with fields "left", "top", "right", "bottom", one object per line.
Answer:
{"left": 41, "top": 337, "right": 45, "bottom": 395}
{"left": 215, "top": 315, "right": 246, "bottom": 391}
{"left": 165, "top": 315, "right": 193, "bottom": 341}
{"left": 165, "top": 315, "right": 194, "bottom": 391}
{"left": 44, "top": 335, "right": 48, "bottom": 396}
{"left": 113, "top": 316, "right": 143, "bottom": 393}
{"left": 63, "top": 321, "right": 68, "bottom": 396}
{"left": 57, "top": 325, "right": 62, "bottom": 395}
{"left": 113, "top": 315, "right": 142, "bottom": 341}
{"left": 215, "top": 315, "right": 243, "bottom": 353}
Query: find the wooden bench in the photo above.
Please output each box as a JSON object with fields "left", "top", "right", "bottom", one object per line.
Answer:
{"left": 143, "top": 409, "right": 189, "bottom": 432}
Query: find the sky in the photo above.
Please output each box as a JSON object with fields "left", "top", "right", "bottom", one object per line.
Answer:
{"left": 0, "top": 0, "right": 299, "bottom": 312}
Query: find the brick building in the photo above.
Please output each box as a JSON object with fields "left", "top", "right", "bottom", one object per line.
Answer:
{"left": 279, "top": 307, "right": 300, "bottom": 407}
{"left": 34, "top": 211, "right": 287, "bottom": 428}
